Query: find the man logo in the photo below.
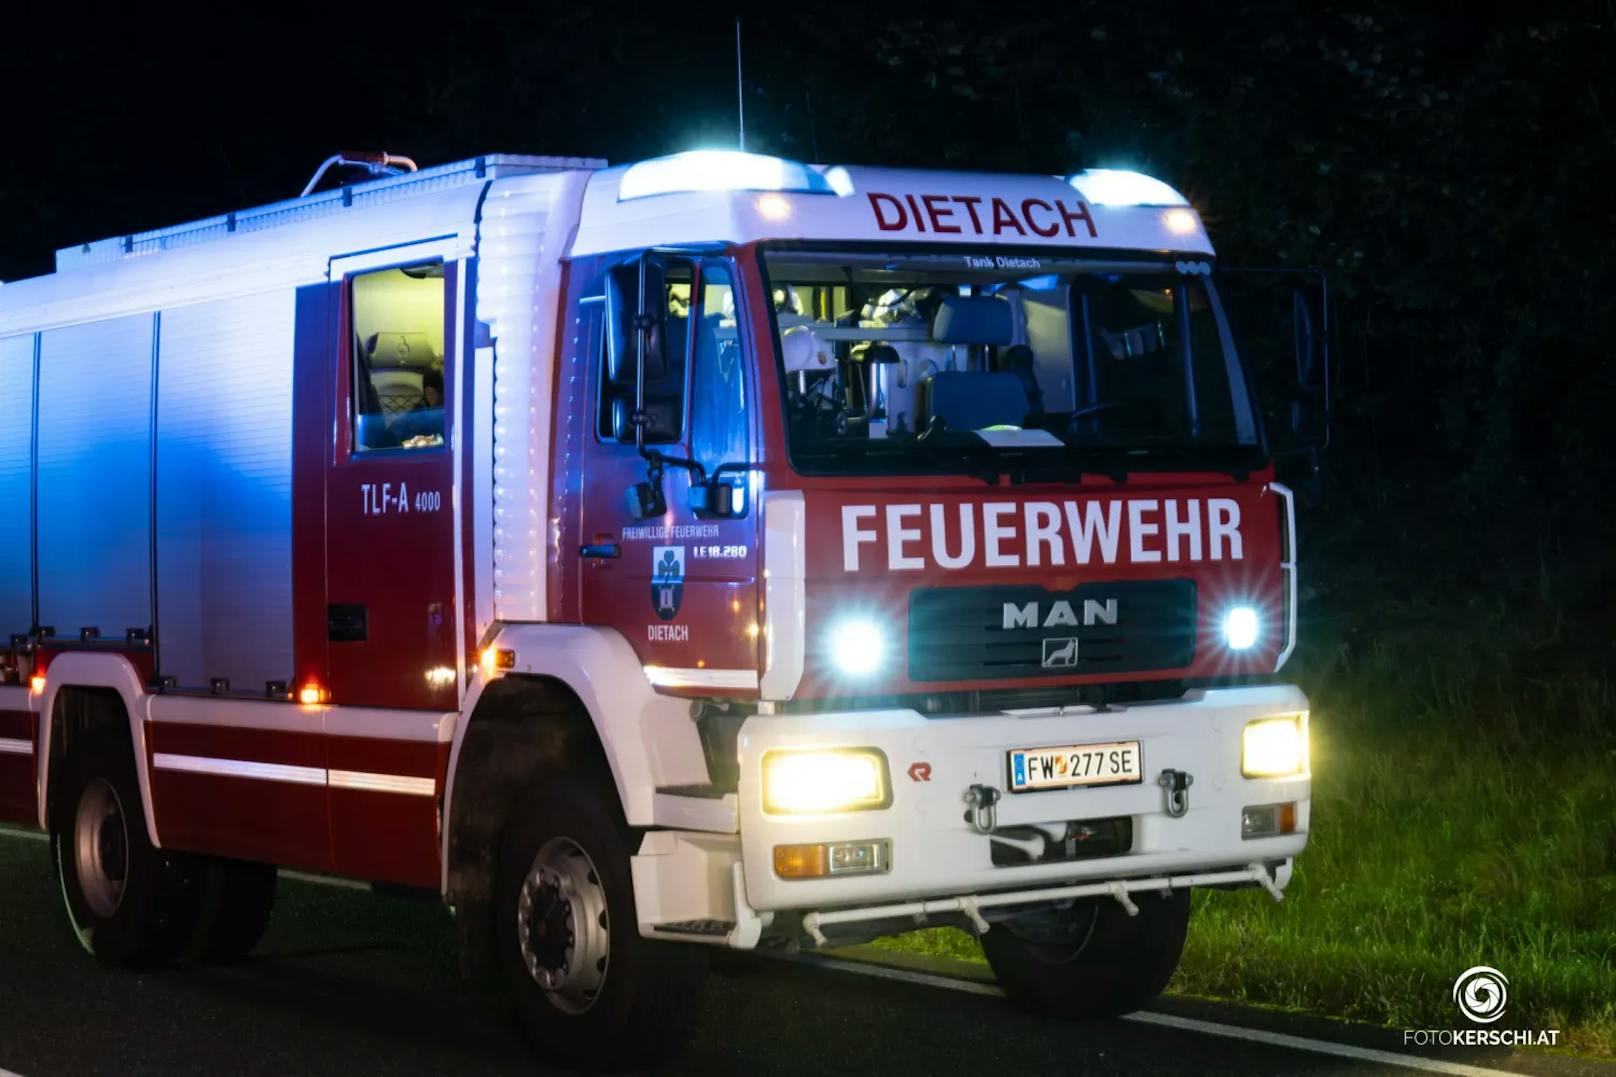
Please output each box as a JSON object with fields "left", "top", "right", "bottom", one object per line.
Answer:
{"left": 1041, "top": 637, "right": 1079, "bottom": 669}
{"left": 651, "top": 545, "right": 685, "bottom": 621}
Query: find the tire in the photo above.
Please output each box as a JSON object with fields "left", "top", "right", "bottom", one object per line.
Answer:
{"left": 494, "top": 772, "right": 706, "bottom": 1073}
{"left": 51, "top": 729, "right": 202, "bottom": 966}
{"left": 982, "top": 888, "right": 1191, "bottom": 1019}
{"left": 186, "top": 857, "right": 277, "bottom": 962}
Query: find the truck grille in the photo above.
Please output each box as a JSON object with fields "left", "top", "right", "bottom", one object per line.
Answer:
{"left": 907, "top": 580, "right": 1197, "bottom": 682}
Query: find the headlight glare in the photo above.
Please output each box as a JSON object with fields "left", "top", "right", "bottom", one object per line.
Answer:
{"left": 828, "top": 618, "right": 886, "bottom": 676}
{"left": 1242, "top": 715, "right": 1308, "bottom": 778}
{"left": 1222, "top": 606, "right": 1260, "bottom": 650}
{"left": 762, "top": 749, "right": 890, "bottom": 814}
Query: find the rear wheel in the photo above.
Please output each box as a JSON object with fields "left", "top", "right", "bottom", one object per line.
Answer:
{"left": 982, "top": 888, "right": 1191, "bottom": 1019}
{"left": 494, "top": 773, "right": 706, "bottom": 1072}
{"left": 52, "top": 730, "right": 201, "bottom": 965}
{"left": 186, "top": 857, "right": 278, "bottom": 962}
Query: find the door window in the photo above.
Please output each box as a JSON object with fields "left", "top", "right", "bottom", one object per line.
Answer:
{"left": 349, "top": 263, "right": 448, "bottom": 452}
{"left": 598, "top": 261, "right": 693, "bottom": 444}
{"left": 689, "top": 262, "right": 748, "bottom": 470}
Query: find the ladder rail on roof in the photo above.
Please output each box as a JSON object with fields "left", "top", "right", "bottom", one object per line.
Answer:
{"left": 55, "top": 154, "right": 608, "bottom": 272}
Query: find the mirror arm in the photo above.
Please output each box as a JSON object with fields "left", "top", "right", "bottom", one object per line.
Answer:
{"left": 639, "top": 445, "right": 706, "bottom": 484}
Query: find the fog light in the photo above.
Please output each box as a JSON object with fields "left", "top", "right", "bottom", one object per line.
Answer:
{"left": 827, "top": 618, "right": 885, "bottom": 677}
{"left": 762, "top": 748, "right": 889, "bottom": 814}
{"left": 774, "top": 839, "right": 891, "bottom": 879}
{"left": 1242, "top": 801, "right": 1298, "bottom": 839}
{"left": 1222, "top": 606, "right": 1260, "bottom": 650}
{"left": 1242, "top": 716, "right": 1308, "bottom": 778}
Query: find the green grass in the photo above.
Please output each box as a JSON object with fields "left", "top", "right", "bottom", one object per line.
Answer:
{"left": 879, "top": 613, "right": 1616, "bottom": 1057}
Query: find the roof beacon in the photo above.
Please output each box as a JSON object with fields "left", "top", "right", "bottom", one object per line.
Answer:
{"left": 618, "top": 150, "right": 837, "bottom": 201}
{"left": 1066, "top": 168, "right": 1189, "bottom": 207}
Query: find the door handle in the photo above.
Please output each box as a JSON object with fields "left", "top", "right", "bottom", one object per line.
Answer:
{"left": 579, "top": 542, "right": 621, "bottom": 559}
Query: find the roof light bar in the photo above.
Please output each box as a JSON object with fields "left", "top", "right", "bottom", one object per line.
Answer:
{"left": 1066, "top": 169, "right": 1189, "bottom": 207}
{"left": 619, "top": 151, "right": 839, "bottom": 201}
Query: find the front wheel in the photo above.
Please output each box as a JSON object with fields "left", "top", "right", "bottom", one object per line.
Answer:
{"left": 52, "top": 730, "right": 201, "bottom": 965}
{"left": 494, "top": 773, "right": 706, "bottom": 1072}
{"left": 982, "top": 888, "right": 1191, "bottom": 1019}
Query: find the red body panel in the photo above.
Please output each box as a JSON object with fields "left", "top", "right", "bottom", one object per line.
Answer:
{"left": 562, "top": 255, "right": 763, "bottom": 691}
{"left": 326, "top": 735, "right": 445, "bottom": 888}
{"left": 0, "top": 708, "right": 36, "bottom": 826}
{"left": 323, "top": 263, "right": 460, "bottom": 711}
{"left": 146, "top": 721, "right": 332, "bottom": 872}
{"left": 786, "top": 472, "right": 1284, "bottom": 698}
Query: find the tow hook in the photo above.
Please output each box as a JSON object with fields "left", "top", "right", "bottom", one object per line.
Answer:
{"left": 1157, "top": 769, "right": 1193, "bottom": 818}
{"left": 964, "top": 783, "right": 1000, "bottom": 834}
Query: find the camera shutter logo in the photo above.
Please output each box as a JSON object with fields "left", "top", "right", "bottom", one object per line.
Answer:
{"left": 1453, "top": 966, "right": 1508, "bottom": 1024}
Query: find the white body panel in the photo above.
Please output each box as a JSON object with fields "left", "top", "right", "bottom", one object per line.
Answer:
{"left": 0, "top": 336, "right": 33, "bottom": 634}
{"left": 617, "top": 684, "right": 1308, "bottom": 945}
{"left": 36, "top": 314, "right": 154, "bottom": 637}
{"left": 154, "top": 290, "right": 297, "bottom": 690}
{"left": 734, "top": 684, "right": 1309, "bottom": 913}
{"left": 571, "top": 164, "right": 1215, "bottom": 258}
{"left": 445, "top": 624, "right": 710, "bottom": 834}
{"left": 475, "top": 171, "right": 596, "bottom": 623}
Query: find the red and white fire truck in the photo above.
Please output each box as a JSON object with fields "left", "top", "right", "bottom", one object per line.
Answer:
{"left": 0, "top": 150, "right": 1317, "bottom": 1070}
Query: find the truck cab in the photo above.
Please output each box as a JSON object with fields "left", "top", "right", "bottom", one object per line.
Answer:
{"left": 532, "top": 152, "right": 1313, "bottom": 1017}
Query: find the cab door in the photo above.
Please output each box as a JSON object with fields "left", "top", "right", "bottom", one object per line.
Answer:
{"left": 323, "top": 255, "right": 461, "bottom": 711}
{"left": 575, "top": 256, "right": 760, "bottom": 693}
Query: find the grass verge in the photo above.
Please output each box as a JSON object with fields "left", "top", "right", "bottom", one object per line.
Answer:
{"left": 878, "top": 627, "right": 1616, "bottom": 1057}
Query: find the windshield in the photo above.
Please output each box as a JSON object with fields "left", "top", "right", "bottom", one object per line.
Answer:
{"left": 762, "top": 249, "right": 1263, "bottom": 478}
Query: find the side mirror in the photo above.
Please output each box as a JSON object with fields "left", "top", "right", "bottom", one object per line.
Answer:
{"left": 1288, "top": 279, "right": 1330, "bottom": 449}
{"left": 605, "top": 258, "right": 668, "bottom": 389}
{"left": 627, "top": 468, "right": 667, "bottom": 520}
{"left": 687, "top": 478, "right": 748, "bottom": 520}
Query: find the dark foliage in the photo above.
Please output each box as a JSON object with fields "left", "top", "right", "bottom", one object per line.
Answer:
{"left": 5, "top": 3, "right": 1611, "bottom": 663}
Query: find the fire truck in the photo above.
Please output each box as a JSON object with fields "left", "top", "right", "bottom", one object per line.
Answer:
{"left": 0, "top": 150, "right": 1319, "bottom": 1070}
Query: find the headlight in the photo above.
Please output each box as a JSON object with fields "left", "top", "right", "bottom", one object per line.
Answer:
{"left": 761, "top": 749, "right": 890, "bottom": 814}
{"left": 1242, "top": 716, "right": 1308, "bottom": 778}
{"left": 1221, "top": 606, "right": 1260, "bottom": 650}
{"left": 827, "top": 618, "right": 886, "bottom": 676}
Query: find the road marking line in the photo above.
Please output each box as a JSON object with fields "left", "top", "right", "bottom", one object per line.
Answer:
{"left": 3, "top": 1066, "right": 29, "bottom": 1077}
{"left": 800, "top": 955, "right": 1528, "bottom": 1077}
{"left": 0, "top": 826, "right": 47, "bottom": 843}
{"left": 1126, "top": 1012, "right": 1526, "bottom": 1077}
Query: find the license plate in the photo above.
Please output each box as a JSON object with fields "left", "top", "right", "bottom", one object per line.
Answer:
{"left": 1008, "top": 741, "right": 1143, "bottom": 793}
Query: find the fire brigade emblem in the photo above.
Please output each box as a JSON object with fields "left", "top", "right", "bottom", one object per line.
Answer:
{"left": 652, "top": 546, "right": 685, "bottom": 620}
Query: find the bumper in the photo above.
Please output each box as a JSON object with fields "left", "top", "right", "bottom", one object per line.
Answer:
{"left": 735, "top": 684, "right": 1310, "bottom": 915}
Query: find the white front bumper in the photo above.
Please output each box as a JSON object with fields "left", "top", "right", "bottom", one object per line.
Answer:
{"left": 734, "top": 684, "right": 1310, "bottom": 914}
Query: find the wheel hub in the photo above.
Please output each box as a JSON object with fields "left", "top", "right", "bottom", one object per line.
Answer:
{"left": 73, "top": 778, "right": 129, "bottom": 919}
{"left": 516, "top": 837, "right": 609, "bottom": 1014}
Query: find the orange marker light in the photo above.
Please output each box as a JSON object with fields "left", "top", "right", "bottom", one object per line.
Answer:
{"left": 479, "top": 647, "right": 516, "bottom": 675}
{"left": 29, "top": 675, "right": 45, "bottom": 695}
{"left": 773, "top": 844, "right": 830, "bottom": 879}
{"left": 298, "top": 683, "right": 329, "bottom": 705}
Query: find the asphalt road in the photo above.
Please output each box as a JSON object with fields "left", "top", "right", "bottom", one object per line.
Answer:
{"left": 0, "top": 827, "right": 1604, "bottom": 1077}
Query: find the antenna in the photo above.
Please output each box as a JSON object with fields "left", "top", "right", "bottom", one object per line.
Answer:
{"left": 735, "top": 18, "right": 746, "bottom": 152}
